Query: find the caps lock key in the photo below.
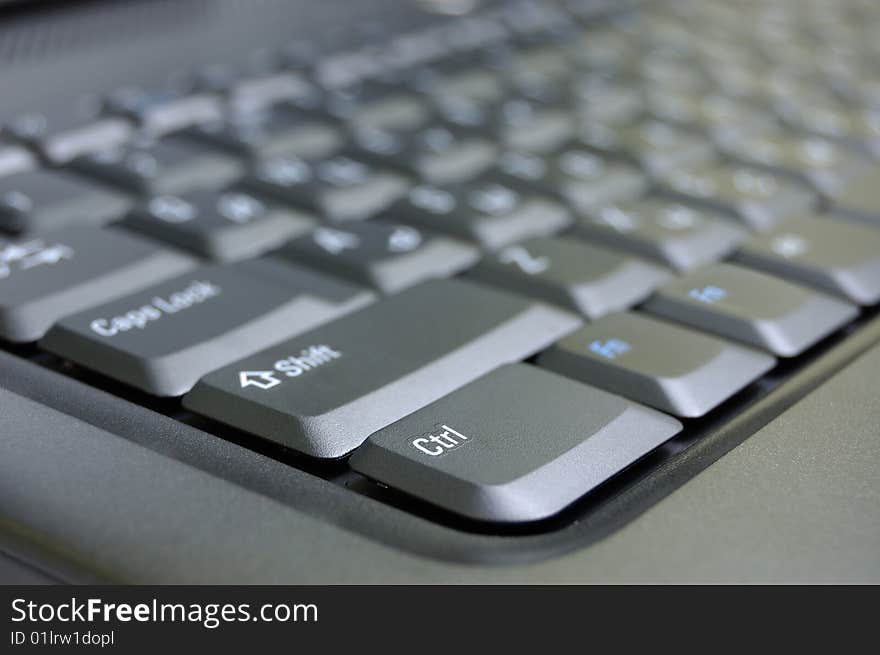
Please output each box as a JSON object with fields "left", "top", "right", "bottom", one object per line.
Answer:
{"left": 40, "top": 258, "right": 375, "bottom": 396}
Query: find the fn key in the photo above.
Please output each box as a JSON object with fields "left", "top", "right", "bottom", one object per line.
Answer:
{"left": 351, "top": 364, "right": 682, "bottom": 523}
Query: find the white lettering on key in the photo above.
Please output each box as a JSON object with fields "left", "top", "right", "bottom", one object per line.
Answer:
{"left": 149, "top": 196, "right": 197, "bottom": 223}
{"left": 408, "top": 186, "right": 456, "bottom": 214}
{"left": 239, "top": 370, "right": 282, "bottom": 391}
{"left": 771, "top": 234, "right": 809, "bottom": 259}
{"left": 217, "top": 192, "right": 265, "bottom": 224}
{"left": 0, "top": 240, "right": 73, "bottom": 279}
{"left": 499, "top": 245, "right": 550, "bottom": 275}
{"left": 387, "top": 227, "right": 422, "bottom": 253}
{"left": 274, "top": 345, "right": 342, "bottom": 377}
{"left": 411, "top": 424, "right": 470, "bottom": 457}
{"left": 89, "top": 280, "right": 221, "bottom": 337}
{"left": 313, "top": 228, "right": 360, "bottom": 255}
{"left": 597, "top": 206, "right": 639, "bottom": 232}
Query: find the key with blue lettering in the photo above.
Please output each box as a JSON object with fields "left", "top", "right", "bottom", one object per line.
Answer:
{"left": 643, "top": 262, "right": 858, "bottom": 357}
{"left": 539, "top": 312, "right": 776, "bottom": 417}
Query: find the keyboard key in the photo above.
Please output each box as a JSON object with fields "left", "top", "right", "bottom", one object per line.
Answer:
{"left": 505, "top": 46, "right": 573, "bottom": 91}
{"left": 349, "top": 124, "right": 497, "bottom": 185}
{"left": 393, "top": 179, "right": 571, "bottom": 250}
{"left": 734, "top": 215, "right": 880, "bottom": 306}
{"left": 73, "top": 137, "right": 244, "bottom": 197}
{"left": 40, "top": 258, "right": 374, "bottom": 396}
{"left": 182, "top": 278, "right": 581, "bottom": 458}
{"left": 7, "top": 108, "right": 133, "bottom": 164}
{"left": 188, "top": 107, "right": 343, "bottom": 161}
{"left": 578, "top": 118, "right": 717, "bottom": 176}
{"left": 245, "top": 154, "right": 409, "bottom": 222}
{"left": 493, "top": 148, "right": 648, "bottom": 215}
{"left": 223, "top": 71, "right": 320, "bottom": 115}
{"left": 570, "top": 75, "right": 644, "bottom": 126}
{"left": 575, "top": 198, "right": 745, "bottom": 271}
{"left": 564, "top": 29, "right": 635, "bottom": 71}
{"left": 469, "top": 236, "right": 670, "bottom": 319}
{"left": 644, "top": 262, "right": 858, "bottom": 357}
{"left": 0, "top": 226, "right": 195, "bottom": 342}
{"left": 0, "top": 169, "right": 131, "bottom": 235}
{"left": 718, "top": 130, "right": 876, "bottom": 197}
{"left": 438, "top": 96, "right": 576, "bottom": 154}
{"left": 326, "top": 84, "right": 431, "bottom": 132}
{"left": 280, "top": 222, "right": 478, "bottom": 294}
{"left": 105, "top": 87, "right": 224, "bottom": 136}
{"left": 659, "top": 163, "right": 817, "bottom": 231}
{"left": 124, "top": 189, "right": 315, "bottom": 261}
{"left": 200, "top": 60, "right": 324, "bottom": 112}
{"left": 645, "top": 89, "right": 777, "bottom": 141}
{"left": 832, "top": 170, "right": 880, "bottom": 228}
{"left": 539, "top": 312, "right": 776, "bottom": 417}
{"left": 350, "top": 363, "right": 682, "bottom": 522}
{"left": 421, "top": 68, "right": 507, "bottom": 106}
{"left": 776, "top": 102, "right": 880, "bottom": 157}
{"left": 504, "top": 103, "right": 578, "bottom": 154}
{"left": 0, "top": 143, "right": 36, "bottom": 178}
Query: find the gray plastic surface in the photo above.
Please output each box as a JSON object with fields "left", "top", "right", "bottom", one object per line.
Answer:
{"left": 1, "top": 335, "right": 878, "bottom": 583}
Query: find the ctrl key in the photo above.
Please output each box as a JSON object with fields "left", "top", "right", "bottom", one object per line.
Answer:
{"left": 350, "top": 364, "right": 682, "bottom": 523}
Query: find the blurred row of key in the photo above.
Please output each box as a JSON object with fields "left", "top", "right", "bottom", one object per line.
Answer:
{"left": 1, "top": 0, "right": 880, "bottom": 459}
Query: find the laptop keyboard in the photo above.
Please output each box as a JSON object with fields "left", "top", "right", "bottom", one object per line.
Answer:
{"left": 2, "top": 0, "right": 880, "bottom": 527}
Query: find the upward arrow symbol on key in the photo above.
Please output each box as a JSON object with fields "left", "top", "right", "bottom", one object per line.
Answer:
{"left": 239, "top": 370, "right": 281, "bottom": 391}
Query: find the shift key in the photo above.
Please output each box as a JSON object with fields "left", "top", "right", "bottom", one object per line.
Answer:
{"left": 183, "top": 279, "right": 581, "bottom": 458}
{"left": 40, "top": 258, "right": 375, "bottom": 396}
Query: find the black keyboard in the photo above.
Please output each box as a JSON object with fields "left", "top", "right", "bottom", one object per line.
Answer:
{"left": 2, "top": 0, "right": 880, "bottom": 531}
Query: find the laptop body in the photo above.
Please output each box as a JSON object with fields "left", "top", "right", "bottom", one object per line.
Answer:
{"left": 0, "top": 0, "right": 878, "bottom": 583}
